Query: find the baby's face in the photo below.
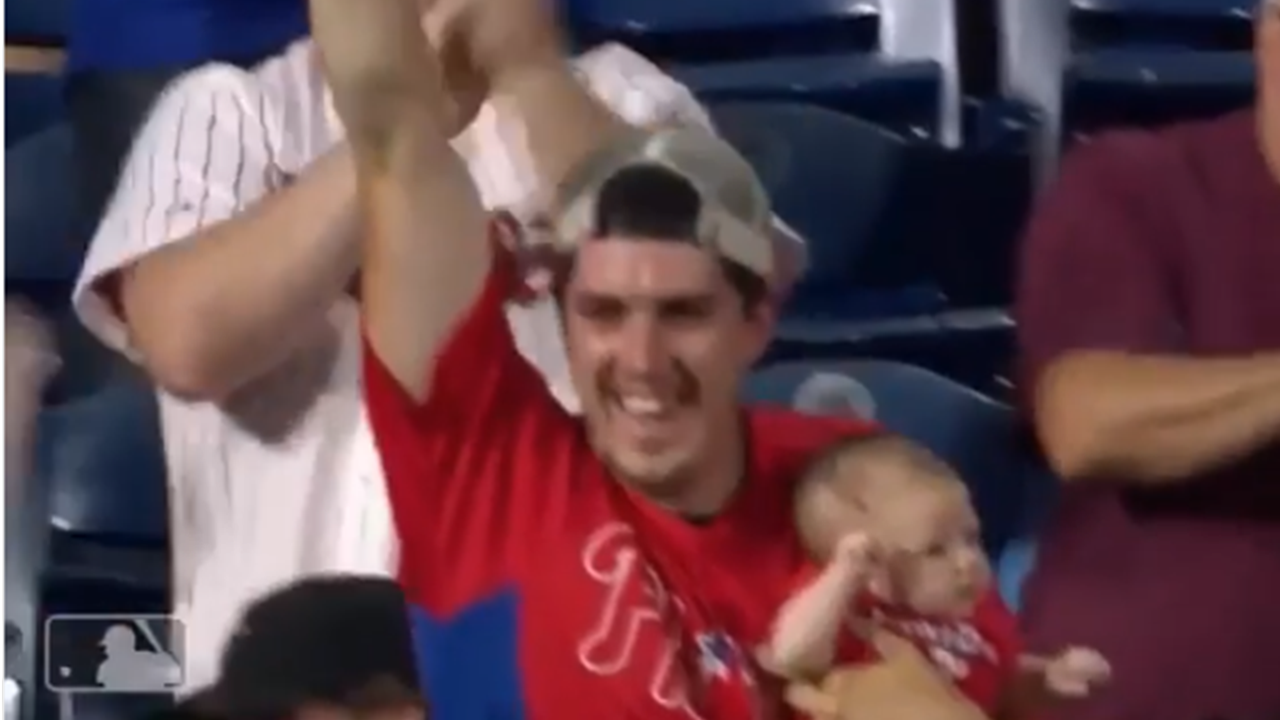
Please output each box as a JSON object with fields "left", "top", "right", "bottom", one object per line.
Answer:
{"left": 874, "top": 482, "right": 990, "bottom": 617}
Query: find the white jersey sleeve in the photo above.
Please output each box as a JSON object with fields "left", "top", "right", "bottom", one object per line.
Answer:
{"left": 73, "top": 65, "right": 285, "bottom": 356}
{"left": 575, "top": 43, "right": 808, "bottom": 285}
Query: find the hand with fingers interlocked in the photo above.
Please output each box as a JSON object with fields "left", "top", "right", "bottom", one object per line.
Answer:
{"left": 427, "top": 0, "right": 565, "bottom": 89}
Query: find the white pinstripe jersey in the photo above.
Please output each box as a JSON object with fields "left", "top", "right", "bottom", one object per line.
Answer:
{"left": 73, "top": 39, "right": 805, "bottom": 692}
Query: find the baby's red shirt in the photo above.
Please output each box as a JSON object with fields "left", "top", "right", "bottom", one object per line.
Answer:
{"left": 785, "top": 565, "right": 1021, "bottom": 714}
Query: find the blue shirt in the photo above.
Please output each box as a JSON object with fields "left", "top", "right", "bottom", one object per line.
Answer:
{"left": 67, "top": 0, "right": 307, "bottom": 71}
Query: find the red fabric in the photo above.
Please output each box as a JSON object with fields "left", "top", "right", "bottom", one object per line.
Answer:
{"left": 785, "top": 566, "right": 1018, "bottom": 714}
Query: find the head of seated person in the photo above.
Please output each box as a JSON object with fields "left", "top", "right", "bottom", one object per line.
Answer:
{"left": 166, "top": 576, "right": 426, "bottom": 720}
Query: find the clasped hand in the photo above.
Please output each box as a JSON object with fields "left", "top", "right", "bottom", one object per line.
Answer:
{"left": 785, "top": 628, "right": 987, "bottom": 720}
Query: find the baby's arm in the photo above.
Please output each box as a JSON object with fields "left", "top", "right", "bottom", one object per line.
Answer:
{"left": 760, "top": 534, "right": 874, "bottom": 679}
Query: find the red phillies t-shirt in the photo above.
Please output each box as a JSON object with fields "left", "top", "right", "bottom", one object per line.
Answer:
{"left": 362, "top": 247, "right": 877, "bottom": 720}
{"left": 786, "top": 566, "right": 1020, "bottom": 714}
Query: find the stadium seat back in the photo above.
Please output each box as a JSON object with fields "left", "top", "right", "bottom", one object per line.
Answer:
{"left": 569, "top": 0, "right": 881, "bottom": 64}
{"left": 991, "top": 461, "right": 1057, "bottom": 611}
{"left": 709, "top": 100, "right": 951, "bottom": 323}
{"left": 44, "top": 379, "right": 168, "bottom": 546}
{"left": 997, "top": 0, "right": 1256, "bottom": 184}
{"left": 6, "top": 124, "right": 84, "bottom": 285}
{"left": 743, "top": 360, "right": 1055, "bottom": 569}
{"left": 1072, "top": 0, "right": 1255, "bottom": 16}
{"left": 5, "top": 72, "right": 64, "bottom": 146}
{"left": 710, "top": 102, "right": 915, "bottom": 287}
{"left": 1069, "top": 0, "right": 1255, "bottom": 50}
{"left": 681, "top": 57, "right": 942, "bottom": 138}
{"left": 1066, "top": 48, "right": 1254, "bottom": 137}
{"left": 6, "top": 0, "right": 68, "bottom": 44}
{"left": 762, "top": 310, "right": 1016, "bottom": 403}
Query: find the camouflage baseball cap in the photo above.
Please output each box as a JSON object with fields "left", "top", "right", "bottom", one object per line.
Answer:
{"left": 548, "top": 125, "right": 775, "bottom": 278}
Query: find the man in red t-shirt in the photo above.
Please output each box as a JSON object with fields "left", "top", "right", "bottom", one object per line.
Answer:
{"left": 310, "top": 1, "right": 996, "bottom": 719}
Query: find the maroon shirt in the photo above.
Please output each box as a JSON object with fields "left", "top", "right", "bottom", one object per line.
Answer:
{"left": 1015, "top": 110, "right": 1280, "bottom": 720}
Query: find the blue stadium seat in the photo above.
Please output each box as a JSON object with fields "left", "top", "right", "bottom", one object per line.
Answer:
{"left": 43, "top": 376, "right": 169, "bottom": 595}
{"left": 1066, "top": 48, "right": 1253, "bottom": 138}
{"left": 6, "top": 0, "right": 69, "bottom": 43}
{"left": 673, "top": 56, "right": 940, "bottom": 138}
{"left": 996, "top": 535, "right": 1042, "bottom": 612}
{"left": 707, "top": 101, "right": 1018, "bottom": 387}
{"left": 930, "top": 99, "right": 1037, "bottom": 309}
{"left": 761, "top": 309, "right": 1016, "bottom": 402}
{"left": 743, "top": 359, "right": 1057, "bottom": 607}
{"left": 1069, "top": 0, "right": 1255, "bottom": 48}
{"left": 5, "top": 72, "right": 64, "bottom": 146}
{"left": 996, "top": 0, "right": 1255, "bottom": 183}
{"left": 6, "top": 124, "right": 84, "bottom": 285}
{"left": 569, "top": 0, "right": 882, "bottom": 60}
{"left": 1072, "top": 0, "right": 1254, "bottom": 18}
{"left": 569, "top": 0, "right": 961, "bottom": 142}
{"left": 708, "top": 101, "right": 945, "bottom": 323}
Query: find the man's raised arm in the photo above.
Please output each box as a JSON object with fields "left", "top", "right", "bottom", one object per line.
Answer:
{"left": 310, "top": 0, "right": 491, "bottom": 401}
{"left": 457, "top": 0, "right": 628, "bottom": 194}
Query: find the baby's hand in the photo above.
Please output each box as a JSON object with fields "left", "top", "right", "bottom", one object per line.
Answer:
{"left": 1043, "top": 647, "right": 1111, "bottom": 698}
{"left": 831, "top": 533, "right": 880, "bottom": 581}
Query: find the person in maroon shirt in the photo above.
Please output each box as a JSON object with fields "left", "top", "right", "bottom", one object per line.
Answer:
{"left": 1014, "top": 4, "right": 1280, "bottom": 720}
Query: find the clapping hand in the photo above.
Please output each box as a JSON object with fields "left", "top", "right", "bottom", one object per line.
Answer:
{"left": 427, "top": 0, "right": 565, "bottom": 87}
{"left": 309, "top": 0, "right": 446, "bottom": 151}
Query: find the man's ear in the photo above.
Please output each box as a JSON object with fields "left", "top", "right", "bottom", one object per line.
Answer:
{"left": 743, "top": 298, "right": 777, "bottom": 364}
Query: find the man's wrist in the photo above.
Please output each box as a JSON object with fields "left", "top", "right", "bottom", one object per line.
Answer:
{"left": 489, "top": 55, "right": 574, "bottom": 101}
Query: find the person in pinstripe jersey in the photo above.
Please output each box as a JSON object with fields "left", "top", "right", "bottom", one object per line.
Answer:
{"left": 70, "top": 1, "right": 808, "bottom": 694}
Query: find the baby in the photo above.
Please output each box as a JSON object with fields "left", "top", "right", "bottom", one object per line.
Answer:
{"left": 760, "top": 434, "right": 1111, "bottom": 718}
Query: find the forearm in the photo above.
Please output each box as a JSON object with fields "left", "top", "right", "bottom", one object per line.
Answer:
{"left": 1036, "top": 350, "right": 1280, "bottom": 482}
{"left": 121, "top": 147, "right": 358, "bottom": 400}
{"left": 764, "top": 566, "right": 862, "bottom": 678}
{"left": 358, "top": 128, "right": 491, "bottom": 399}
{"left": 312, "top": 0, "right": 492, "bottom": 400}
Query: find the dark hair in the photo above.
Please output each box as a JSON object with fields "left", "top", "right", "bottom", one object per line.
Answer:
{"left": 579, "top": 163, "right": 769, "bottom": 310}
{"left": 141, "top": 697, "right": 221, "bottom": 720}
{"left": 160, "top": 679, "right": 425, "bottom": 720}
